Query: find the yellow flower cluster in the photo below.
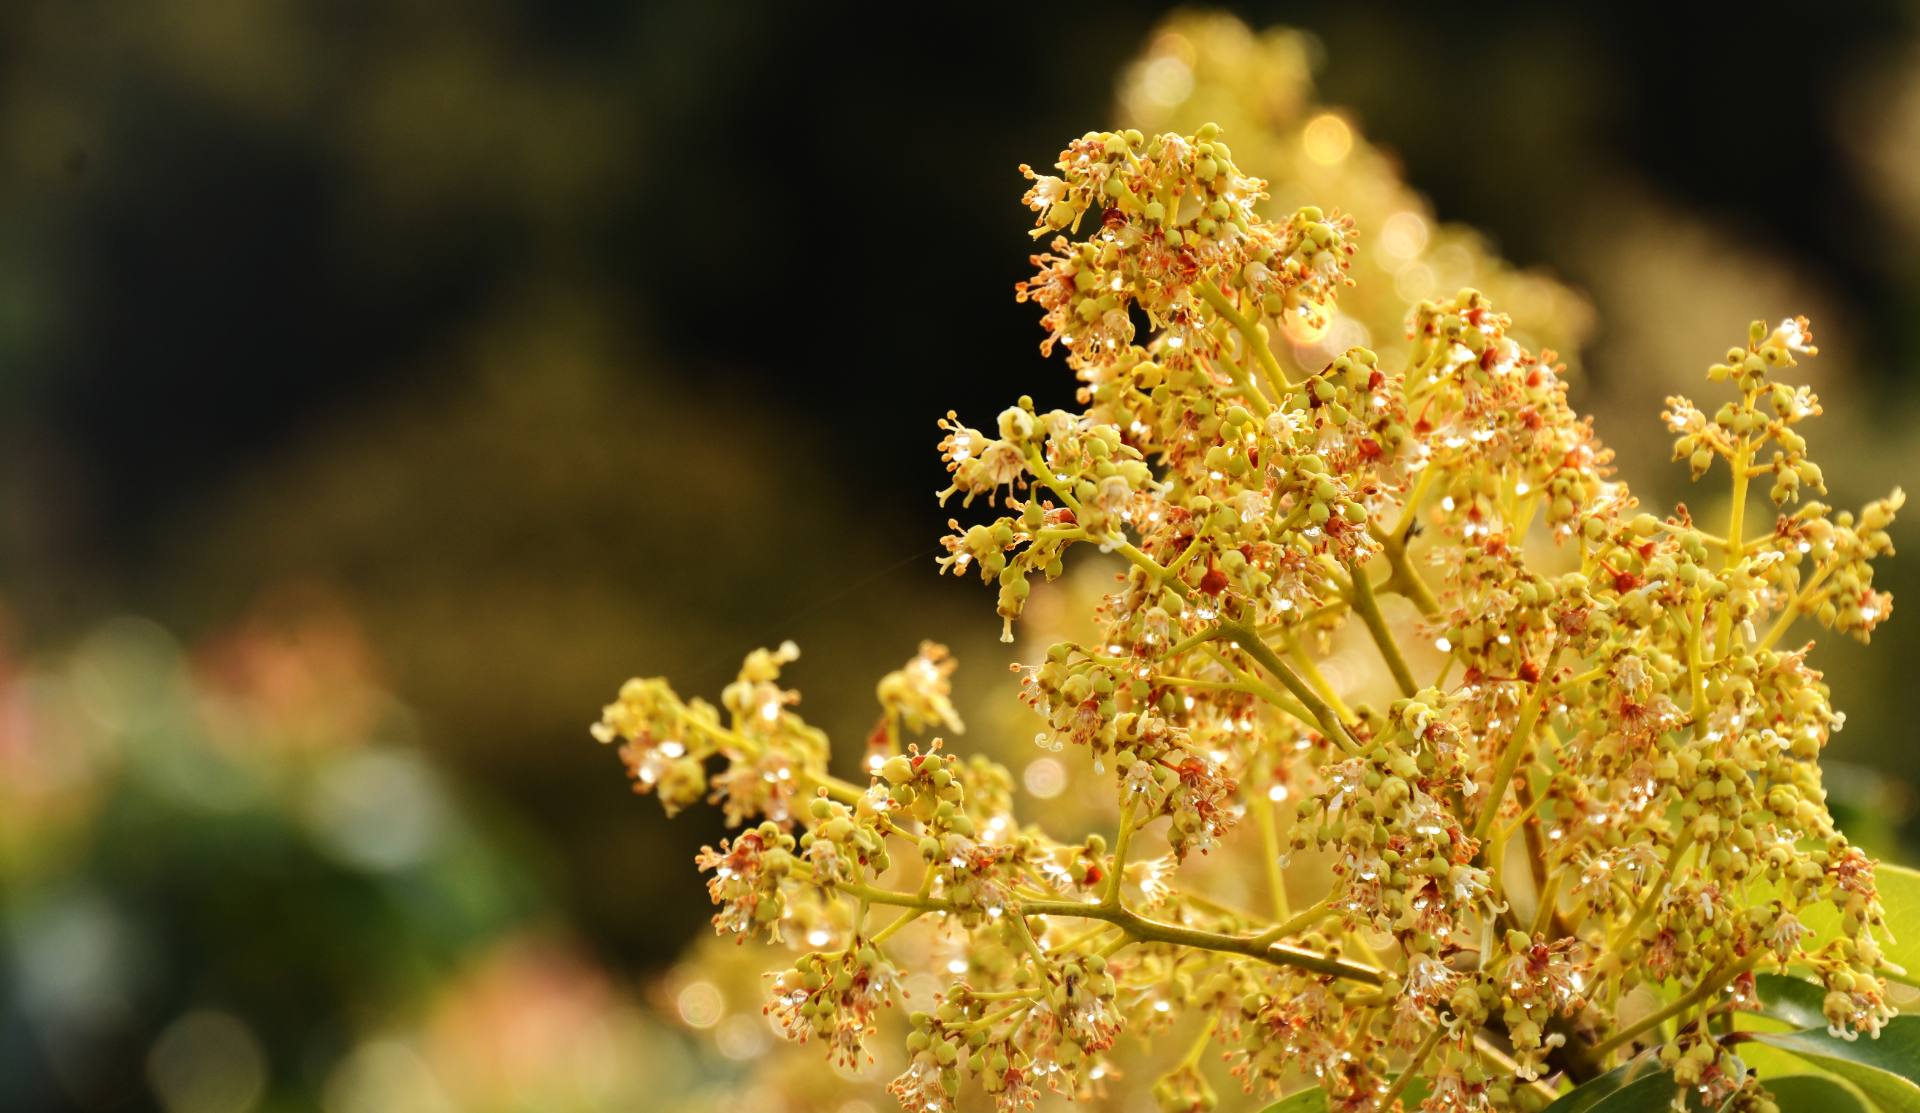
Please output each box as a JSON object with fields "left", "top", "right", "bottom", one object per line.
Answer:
{"left": 593, "top": 17, "right": 1912, "bottom": 1113}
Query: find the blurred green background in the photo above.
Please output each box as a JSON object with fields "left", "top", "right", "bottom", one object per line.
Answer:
{"left": 4, "top": 1, "right": 1919, "bottom": 1110}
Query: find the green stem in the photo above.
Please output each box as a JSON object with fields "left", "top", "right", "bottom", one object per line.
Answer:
{"left": 1759, "top": 561, "right": 1833, "bottom": 651}
{"left": 1104, "top": 799, "right": 1137, "bottom": 908}
{"left": 1471, "top": 646, "right": 1562, "bottom": 843}
{"left": 1392, "top": 468, "right": 1436, "bottom": 542}
{"left": 870, "top": 907, "right": 924, "bottom": 945}
{"left": 1612, "top": 828, "right": 1694, "bottom": 950}
{"left": 1009, "top": 908, "right": 1052, "bottom": 971}
{"left": 1023, "top": 445, "right": 1085, "bottom": 516}
{"left": 1152, "top": 673, "right": 1253, "bottom": 695}
{"left": 1686, "top": 592, "right": 1707, "bottom": 737}
{"left": 1371, "top": 522, "right": 1442, "bottom": 617}
{"left": 1348, "top": 561, "right": 1419, "bottom": 696}
{"left": 1716, "top": 435, "right": 1752, "bottom": 656}
{"left": 1249, "top": 896, "right": 1333, "bottom": 948}
{"left": 1175, "top": 1013, "right": 1220, "bottom": 1072}
{"left": 827, "top": 881, "right": 1382, "bottom": 983}
{"left": 967, "top": 1001, "right": 1030, "bottom": 1032}
{"left": 1377, "top": 1025, "right": 1445, "bottom": 1111}
{"left": 1254, "top": 771, "right": 1292, "bottom": 922}
{"left": 1281, "top": 626, "right": 1356, "bottom": 723}
{"left": 1197, "top": 280, "right": 1292, "bottom": 395}
{"left": 1210, "top": 347, "right": 1273, "bottom": 417}
{"left": 1166, "top": 532, "right": 1207, "bottom": 576}
{"left": 1589, "top": 953, "right": 1763, "bottom": 1060}
{"left": 1111, "top": 539, "right": 1191, "bottom": 602}
{"left": 1203, "top": 645, "right": 1317, "bottom": 728}
{"left": 1217, "top": 620, "right": 1362, "bottom": 753}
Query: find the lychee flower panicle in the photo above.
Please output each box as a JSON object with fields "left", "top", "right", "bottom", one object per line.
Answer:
{"left": 593, "top": 120, "right": 1904, "bottom": 1113}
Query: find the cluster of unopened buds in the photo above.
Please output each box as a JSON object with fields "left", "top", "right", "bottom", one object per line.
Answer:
{"left": 596, "top": 124, "right": 1905, "bottom": 1112}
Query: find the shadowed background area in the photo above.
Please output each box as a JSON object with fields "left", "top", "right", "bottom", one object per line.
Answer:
{"left": 3, "top": 2, "right": 1919, "bottom": 1110}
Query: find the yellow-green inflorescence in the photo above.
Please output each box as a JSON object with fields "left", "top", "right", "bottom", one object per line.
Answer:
{"left": 594, "top": 125, "right": 1904, "bottom": 1113}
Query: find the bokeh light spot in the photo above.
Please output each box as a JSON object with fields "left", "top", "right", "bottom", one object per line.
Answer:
{"left": 147, "top": 1010, "right": 267, "bottom": 1113}
{"left": 1302, "top": 113, "right": 1352, "bottom": 164}
{"left": 674, "top": 980, "right": 724, "bottom": 1029}
{"left": 1022, "top": 757, "right": 1066, "bottom": 798}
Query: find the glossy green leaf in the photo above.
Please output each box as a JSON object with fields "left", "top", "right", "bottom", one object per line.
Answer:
{"left": 1753, "top": 972, "right": 1833, "bottom": 1031}
{"left": 1587, "top": 1071, "right": 1684, "bottom": 1112}
{"left": 1247, "top": 1076, "right": 1437, "bottom": 1112}
{"left": 1753, "top": 1015, "right": 1920, "bottom": 1112}
{"left": 1259, "top": 1088, "right": 1329, "bottom": 1113}
{"left": 1758, "top": 1075, "right": 1868, "bottom": 1113}
{"left": 1543, "top": 1059, "right": 1672, "bottom": 1113}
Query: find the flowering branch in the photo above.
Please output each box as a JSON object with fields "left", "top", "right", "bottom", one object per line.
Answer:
{"left": 594, "top": 125, "right": 1905, "bottom": 1113}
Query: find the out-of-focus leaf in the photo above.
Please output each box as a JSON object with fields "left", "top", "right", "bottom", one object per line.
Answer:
{"left": 1260, "top": 1088, "right": 1329, "bottom": 1113}
{"left": 1758, "top": 1075, "right": 1869, "bottom": 1113}
{"left": 1753, "top": 1016, "right": 1920, "bottom": 1111}
{"left": 1878, "top": 863, "right": 1920, "bottom": 988}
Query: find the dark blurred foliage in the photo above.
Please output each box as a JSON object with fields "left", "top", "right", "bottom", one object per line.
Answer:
{"left": 11, "top": 1, "right": 1919, "bottom": 581}
{"left": 3, "top": 0, "right": 1919, "bottom": 1031}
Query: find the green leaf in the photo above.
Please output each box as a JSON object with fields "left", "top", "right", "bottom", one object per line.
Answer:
{"left": 1753, "top": 1015, "right": 1920, "bottom": 1112}
{"left": 1877, "top": 862, "right": 1920, "bottom": 988}
{"left": 1758, "top": 1075, "right": 1869, "bottom": 1113}
{"left": 1756, "top": 861, "right": 1920, "bottom": 990}
{"left": 1586, "top": 1071, "right": 1684, "bottom": 1112}
{"left": 1252, "top": 1078, "right": 1428, "bottom": 1111}
{"left": 1543, "top": 1059, "right": 1673, "bottom": 1113}
{"left": 1259, "top": 1088, "right": 1329, "bottom": 1113}
{"left": 1753, "top": 972, "right": 1833, "bottom": 1031}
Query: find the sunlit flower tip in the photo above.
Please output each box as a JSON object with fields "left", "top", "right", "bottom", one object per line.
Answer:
{"left": 1773, "top": 315, "right": 1817, "bottom": 355}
